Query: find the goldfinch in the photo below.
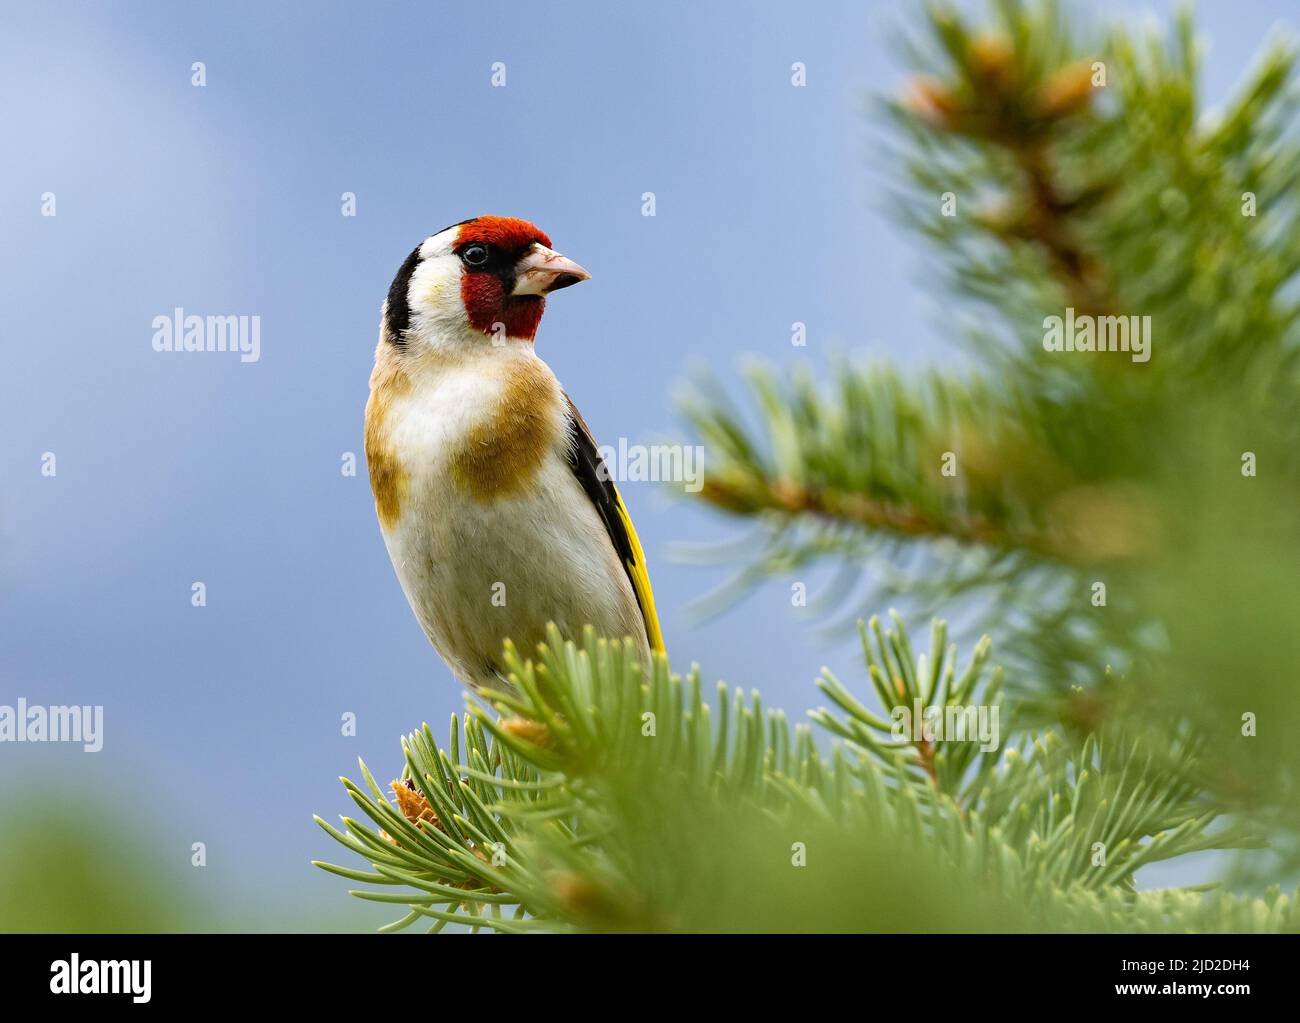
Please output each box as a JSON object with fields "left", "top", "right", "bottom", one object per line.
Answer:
{"left": 365, "top": 216, "right": 665, "bottom": 692}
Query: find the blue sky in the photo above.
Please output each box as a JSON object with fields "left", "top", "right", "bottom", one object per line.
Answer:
{"left": 1, "top": 1, "right": 1291, "bottom": 928}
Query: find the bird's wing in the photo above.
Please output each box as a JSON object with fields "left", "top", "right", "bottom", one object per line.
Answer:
{"left": 562, "top": 394, "right": 666, "bottom": 655}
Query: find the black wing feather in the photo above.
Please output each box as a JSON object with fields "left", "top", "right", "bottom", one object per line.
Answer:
{"left": 561, "top": 394, "right": 650, "bottom": 634}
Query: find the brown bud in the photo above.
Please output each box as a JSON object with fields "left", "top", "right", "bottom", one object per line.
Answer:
{"left": 1039, "top": 62, "right": 1095, "bottom": 119}
{"left": 902, "top": 75, "right": 961, "bottom": 127}
{"left": 390, "top": 777, "right": 439, "bottom": 830}
{"left": 968, "top": 33, "right": 1014, "bottom": 83}
{"left": 501, "top": 718, "right": 552, "bottom": 747}
{"left": 770, "top": 477, "right": 810, "bottom": 511}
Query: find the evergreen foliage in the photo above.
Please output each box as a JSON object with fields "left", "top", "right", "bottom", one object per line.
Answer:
{"left": 317, "top": 1, "right": 1300, "bottom": 931}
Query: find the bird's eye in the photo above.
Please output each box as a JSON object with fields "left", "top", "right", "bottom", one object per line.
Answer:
{"left": 461, "top": 244, "right": 490, "bottom": 267}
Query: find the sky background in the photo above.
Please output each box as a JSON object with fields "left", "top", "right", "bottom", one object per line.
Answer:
{"left": 1, "top": 0, "right": 1292, "bottom": 929}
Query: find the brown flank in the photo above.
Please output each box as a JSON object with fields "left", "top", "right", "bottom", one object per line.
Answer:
{"left": 365, "top": 353, "right": 412, "bottom": 529}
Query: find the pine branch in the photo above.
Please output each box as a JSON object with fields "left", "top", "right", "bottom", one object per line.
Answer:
{"left": 315, "top": 621, "right": 1289, "bottom": 933}
{"left": 677, "top": 1, "right": 1300, "bottom": 768}
{"left": 681, "top": 360, "right": 1149, "bottom": 567}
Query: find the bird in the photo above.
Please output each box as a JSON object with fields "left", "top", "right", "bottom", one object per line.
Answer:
{"left": 364, "top": 216, "right": 665, "bottom": 693}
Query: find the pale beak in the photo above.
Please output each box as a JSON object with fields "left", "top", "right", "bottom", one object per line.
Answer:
{"left": 511, "top": 244, "right": 591, "bottom": 297}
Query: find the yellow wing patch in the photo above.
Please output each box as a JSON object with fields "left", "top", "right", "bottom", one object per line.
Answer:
{"left": 613, "top": 486, "right": 666, "bottom": 655}
{"left": 561, "top": 392, "right": 666, "bottom": 657}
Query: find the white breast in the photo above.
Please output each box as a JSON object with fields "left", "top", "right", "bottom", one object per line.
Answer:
{"left": 376, "top": 352, "right": 647, "bottom": 690}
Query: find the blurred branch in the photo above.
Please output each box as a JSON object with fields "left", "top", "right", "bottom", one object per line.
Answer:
{"left": 675, "top": 0, "right": 1300, "bottom": 869}
{"left": 316, "top": 623, "right": 1289, "bottom": 933}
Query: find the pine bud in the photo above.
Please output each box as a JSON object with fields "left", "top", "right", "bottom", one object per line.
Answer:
{"left": 902, "top": 75, "right": 961, "bottom": 127}
{"left": 1039, "top": 62, "right": 1095, "bottom": 119}
{"left": 501, "top": 718, "right": 552, "bottom": 747}
{"left": 390, "top": 777, "right": 439, "bottom": 829}
{"left": 968, "top": 33, "right": 1015, "bottom": 84}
